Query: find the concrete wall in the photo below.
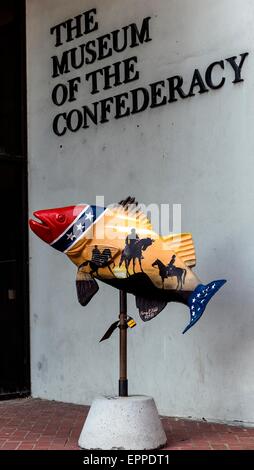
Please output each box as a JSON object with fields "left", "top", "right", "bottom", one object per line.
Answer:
{"left": 26, "top": 0, "right": 254, "bottom": 423}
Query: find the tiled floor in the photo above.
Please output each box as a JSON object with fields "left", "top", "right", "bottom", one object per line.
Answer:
{"left": 0, "top": 398, "right": 253, "bottom": 450}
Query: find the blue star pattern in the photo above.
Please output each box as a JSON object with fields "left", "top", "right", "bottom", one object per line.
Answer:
{"left": 182, "top": 279, "right": 227, "bottom": 334}
{"left": 51, "top": 205, "right": 105, "bottom": 252}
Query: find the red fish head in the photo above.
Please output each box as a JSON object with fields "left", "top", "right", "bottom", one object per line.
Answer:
{"left": 29, "top": 204, "right": 88, "bottom": 247}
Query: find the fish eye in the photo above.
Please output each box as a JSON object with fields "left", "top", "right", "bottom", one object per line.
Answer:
{"left": 56, "top": 214, "right": 66, "bottom": 223}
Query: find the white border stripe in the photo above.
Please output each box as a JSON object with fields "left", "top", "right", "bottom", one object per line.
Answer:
{"left": 64, "top": 208, "right": 109, "bottom": 253}
{"left": 50, "top": 205, "right": 88, "bottom": 246}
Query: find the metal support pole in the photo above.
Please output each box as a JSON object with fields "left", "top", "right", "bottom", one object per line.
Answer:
{"left": 119, "top": 290, "right": 128, "bottom": 397}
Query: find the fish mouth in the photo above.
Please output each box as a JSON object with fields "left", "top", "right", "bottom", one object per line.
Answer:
{"left": 29, "top": 211, "right": 53, "bottom": 243}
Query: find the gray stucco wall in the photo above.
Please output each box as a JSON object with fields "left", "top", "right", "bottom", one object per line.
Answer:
{"left": 27, "top": 0, "right": 254, "bottom": 423}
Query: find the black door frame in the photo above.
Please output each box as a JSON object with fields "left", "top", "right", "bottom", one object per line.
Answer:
{"left": 0, "top": 0, "right": 30, "bottom": 400}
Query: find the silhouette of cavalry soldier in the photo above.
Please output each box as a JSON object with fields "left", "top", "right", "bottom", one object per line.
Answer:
{"left": 125, "top": 228, "right": 140, "bottom": 256}
{"left": 167, "top": 254, "right": 176, "bottom": 273}
{"left": 91, "top": 245, "right": 101, "bottom": 265}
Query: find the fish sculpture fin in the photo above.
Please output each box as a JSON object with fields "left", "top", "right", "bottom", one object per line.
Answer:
{"left": 76, "top": 270, "right": 99, "bottom": 306}
{"left": 161, "top": 232, "right": 196, "bottom": 268}
{"left": 136, "top": 296, "right": 167, "bottom": 321}
{"left": 182, "top": 279, "right": 227, "bottom": 334}
{"left": 99, "top": 320, "right": 120, "bottom": 342}
{"left": 118, "top": 196, "right": 139, "bottom": 208}
{"left": 116, "top": 197, "right": 153, "bottom": 230}
{"left": 99, "top": 316, "right": 136, "bottom": 342}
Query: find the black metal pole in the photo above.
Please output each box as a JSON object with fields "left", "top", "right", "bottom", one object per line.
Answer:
{"left": 119, "top": 290, "right": 128, "bottom": 396}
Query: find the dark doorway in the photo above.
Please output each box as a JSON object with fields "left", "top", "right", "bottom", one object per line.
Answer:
{"left": 0, "top": 1, "right": 30, "bottom": 398}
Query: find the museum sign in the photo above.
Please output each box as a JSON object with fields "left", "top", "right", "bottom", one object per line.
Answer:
{"left": 50, "top": 8, "right": 249, "bottom": 136}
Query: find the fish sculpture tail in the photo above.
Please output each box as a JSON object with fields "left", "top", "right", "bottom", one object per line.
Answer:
{"left": 182, "top": 280, "right": 227, "bottom": 334}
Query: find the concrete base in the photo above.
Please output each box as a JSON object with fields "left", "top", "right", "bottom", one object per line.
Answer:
{"left": 78, "top": 395, "right": 167, "bottom": 450}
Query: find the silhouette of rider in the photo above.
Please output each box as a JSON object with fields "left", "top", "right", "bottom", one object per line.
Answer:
{"left": 125, "top": 228, "right": 140, "bottom": 255}
{"left": 92, "top": 245, "right": 101, "bottom": 265}
{"left": 167, "top": 254, "right": 176, "bottom": 272}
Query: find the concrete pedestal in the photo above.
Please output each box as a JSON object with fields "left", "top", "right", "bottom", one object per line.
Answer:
{"left": 78, "top": 395, "right": 167, "bottom": 450}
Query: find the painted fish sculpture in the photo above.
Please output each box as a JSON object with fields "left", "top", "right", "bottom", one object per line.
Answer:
{"left": 29, "top": 197, "right": 226, "bottom": 335}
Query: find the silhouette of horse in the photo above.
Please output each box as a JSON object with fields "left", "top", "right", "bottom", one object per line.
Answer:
{"left": 119, "top": 238, "right": 154, "bottom": 276}
{"left": 152, "top": 258, "right": 186, "bottom": 290}
{"left": 79, "top": 248, "right": 115, "bottom": 276}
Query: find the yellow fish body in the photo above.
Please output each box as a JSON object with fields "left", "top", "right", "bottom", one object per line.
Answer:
{"left": 30, "top": 197, "right": 226, "bottom": 334}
